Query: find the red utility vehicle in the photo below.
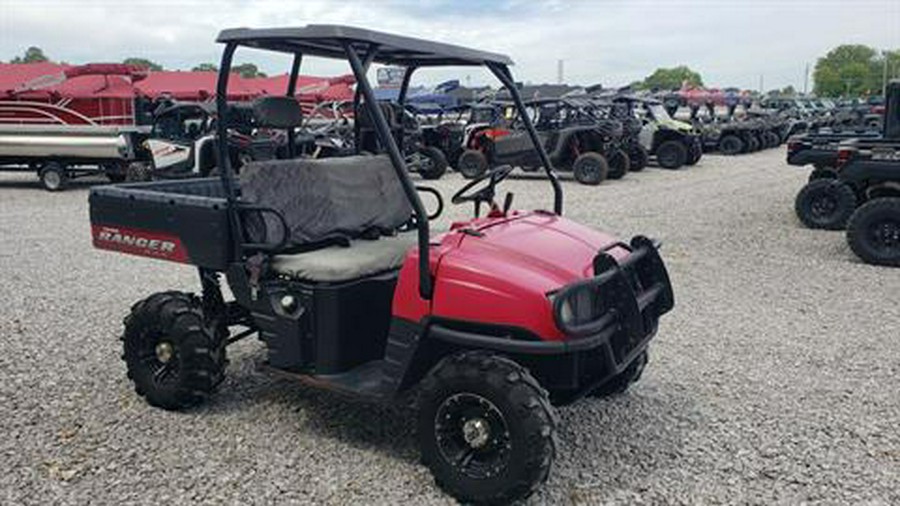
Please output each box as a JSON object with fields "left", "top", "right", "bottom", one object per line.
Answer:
{"left": 89, "top": 26, "right": 674, "bottom": 504}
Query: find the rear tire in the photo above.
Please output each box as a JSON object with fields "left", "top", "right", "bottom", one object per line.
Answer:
{"left": 417, "top": 146, "right": 448, "bottom": 180}
{"left": 122, "top": 291, "right": 227, "bottom": 410}
{"left": 794, "top": 179, "right": 857, "bottom": 230}
{"left": 655, "top": 140, "right": 687, "bottom": 169}
{"left": 606, "top": 149, "right": 631, "bottom": 179}
{"left": 846, "top": 198, "right": 900, "bottom": 267}
{"left": 628, "top": 144, "right": 649, "bottom": 172}
{"left": 745, "top": 135, "right": 760, "bottom": 152}
{"left": 418, "top": 351, "right": 557, "bottom": 505}
{"left": 686, "top": 142, "right": 702, "bottom": 165}
{"left": 457, "top": 149, "right": 488, "bottom": 179}
{"left": 718, "top": 135, "right": 743, "bottom": 155}
{"left": 39, "top": 162, "right": 68, "bottom": 191}
{"left": 572, "top": 152, "right": 609, "bottom": 185}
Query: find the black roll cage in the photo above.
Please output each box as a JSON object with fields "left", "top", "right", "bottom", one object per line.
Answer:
{"left": 213, "top": 25, "right": 563, "bottom": 300}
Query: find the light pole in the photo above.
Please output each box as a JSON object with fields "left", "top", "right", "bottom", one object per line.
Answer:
{"left": 883, "top": 50, "right": 889, "bottom": 98}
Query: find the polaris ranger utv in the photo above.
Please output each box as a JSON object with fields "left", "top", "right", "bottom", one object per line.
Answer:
{"left": 89, "top": 26, "right": 675, "bottom": 503}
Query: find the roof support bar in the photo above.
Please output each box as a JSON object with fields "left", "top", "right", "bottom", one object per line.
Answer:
{"left": 487, "top": 62, "right": 563, "bottom": 215}
{"left": 398, "top": 66, "right": 418, "bottom": 107}
{"left": 286, "top": 53, "right": 303, "bottom": 157}
{"left": 214, "top": 41, "right": 247, "bottom": 260}
{"left": 344, "top": 42, "right": 434, "bottom": 300}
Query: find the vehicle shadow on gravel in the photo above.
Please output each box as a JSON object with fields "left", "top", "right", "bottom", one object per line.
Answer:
{"left": 208, "top": 351, "right": 701, "bottom": 484}
{"left": 206, "top": 353, "right": 420, "bottom": 463}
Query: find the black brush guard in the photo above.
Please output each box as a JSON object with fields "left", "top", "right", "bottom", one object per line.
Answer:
{"left": 551, "top": 235, "right": 674, "bottom": 366}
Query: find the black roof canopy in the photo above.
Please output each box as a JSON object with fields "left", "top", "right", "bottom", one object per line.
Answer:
{"left": 216, "top": 25, "right": 513, "bottom": 67}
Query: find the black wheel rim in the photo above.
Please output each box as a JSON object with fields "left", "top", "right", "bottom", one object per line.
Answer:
{"left": 579, "top": 159, "right": 599, "bottom": 179}
{"left": 810, "top": 193, "right": 837, "bottom": 218}
{"left": 460, "top": 156, "right": 481, "bottom": 177}
{"left": 868, "top": 218, "right": 900, "bottom": 254}
{"left": 434, "top": 393, "right": 511, "bottom": 480}
{"left": 418, "top": 153, "right": 434, "bottom": 172}
{"left": 138, "top": 333, "right": 180, "bottom": 387}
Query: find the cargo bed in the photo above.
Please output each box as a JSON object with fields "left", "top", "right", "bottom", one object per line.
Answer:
{"left": 89, "top": 178, "right": 233, "bottom": 269}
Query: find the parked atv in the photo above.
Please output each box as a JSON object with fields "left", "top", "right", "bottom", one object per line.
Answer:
{"left": 142, "top": 99, "right": 280, "bottom": 179}
{"left": 300, "top": 100, "right": 356, "bottom": 158}
{"left": 357, "top": 101, "right": 448, "bottom": 180}
{"left": 792, "top": 80, "right": 900, "bottom": 261}
{"left": 88, "top": 26, "right": 675, "bottom": 504}
{"left": 614, "top": 96, "right": 701, "bottom": 169}
{"left": 458, "top": 98, "right": 628, "bottom": 185}
{"left": 410, "top": 103, "right": 467, "bottom": 169}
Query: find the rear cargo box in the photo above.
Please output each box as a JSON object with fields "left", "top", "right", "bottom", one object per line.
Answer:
{"left": 89, "top": 178, "right": 233, "bottom": 269}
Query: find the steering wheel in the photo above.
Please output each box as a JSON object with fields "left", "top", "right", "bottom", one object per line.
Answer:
{"left": 451, "top": 165, "right": 514, "bottom": 212}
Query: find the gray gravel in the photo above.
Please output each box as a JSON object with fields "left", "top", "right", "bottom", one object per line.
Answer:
{"left": 1, "top": 149, "right": 898, "bottom": 505}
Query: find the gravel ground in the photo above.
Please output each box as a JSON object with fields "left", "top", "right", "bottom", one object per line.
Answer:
{"left": 1, "top": 149, "right": 898, "bottom": 505}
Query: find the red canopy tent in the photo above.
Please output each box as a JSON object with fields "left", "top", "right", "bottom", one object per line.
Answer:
{"left": 134, "top": 71, "right": 260, "bottom": 101}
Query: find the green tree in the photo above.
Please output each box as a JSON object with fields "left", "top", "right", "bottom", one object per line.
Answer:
{"left": 639, "top": 66, "right": 703, "bottom": 91}
{"left": 11, "top": 46, "right": 50, "bottom": 63}
{"left": 812, "top": 44, "right": 884, "bottom": 97}
{"left": 191, "top": 63, "right": 218, "bottom": 72}
{"left": 232, "top": 63, "right": 267, "bottom": 78}
{"left": 123, "top": 57, "right": 163, "bottom": 71}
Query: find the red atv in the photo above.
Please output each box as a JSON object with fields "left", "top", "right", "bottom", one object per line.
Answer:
{"left": 89, "top": 26, "right": 675, "bottom": 504}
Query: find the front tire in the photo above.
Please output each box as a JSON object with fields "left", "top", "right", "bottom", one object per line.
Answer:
{"left": 794, "top": 179, "right": 857, "bottom": 230}
{"left": 572, "top": 152, "right": 608, "bottom": 185}
{"left": 417, "top": 146, "right": 448, "bottom": 180}
{"left": 606, "top": 148, "right": 631, "bottom": 179}
{"left": 718, "top": 135, "right": 743, "bottom": 155}
{"left": 846, "top": 198, "right": 900, "bottom": 267}
{"left": 655, "top": 140, "right": 687, "bottom": 169}
{"left": 457, "top": 149, "right": 488, "bottom": 179}
{"left": 122, "top": 291, "right": 227, "bottom": 410}
{"left": 418, "top": 352, "right": 557, "bottom": 505}
{"left": 628, "top": 144, "right": 649, "bottom": 172}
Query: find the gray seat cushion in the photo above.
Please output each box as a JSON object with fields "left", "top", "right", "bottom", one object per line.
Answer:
{"left": 240, "top": 155, "right": 412, "bottom": 247}
{"left": 271, "top": 231, "right": 416, "bottom": 282}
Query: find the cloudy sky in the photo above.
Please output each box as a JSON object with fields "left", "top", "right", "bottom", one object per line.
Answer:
{"left": 1, "top": 0, "right": 898, "bottom": 90}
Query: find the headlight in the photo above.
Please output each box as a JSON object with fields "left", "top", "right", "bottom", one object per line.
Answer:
{"left": 549, "top": 287, "right": 598, "bottom": 327}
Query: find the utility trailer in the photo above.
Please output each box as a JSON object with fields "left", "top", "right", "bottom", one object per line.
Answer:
{"left": 0, "top": 124, "right": 150, "bottom": 191}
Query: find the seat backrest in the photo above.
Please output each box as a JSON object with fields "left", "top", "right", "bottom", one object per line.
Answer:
{"left": 252, "top": 96, "right": 304, "bottom": 129}
{"left": 240, "top": 155, "right": 412, "bottom": 247}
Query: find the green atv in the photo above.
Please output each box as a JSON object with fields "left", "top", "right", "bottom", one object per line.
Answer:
{"left": 613, "top": 95, "right": 702, "bottom": 169}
